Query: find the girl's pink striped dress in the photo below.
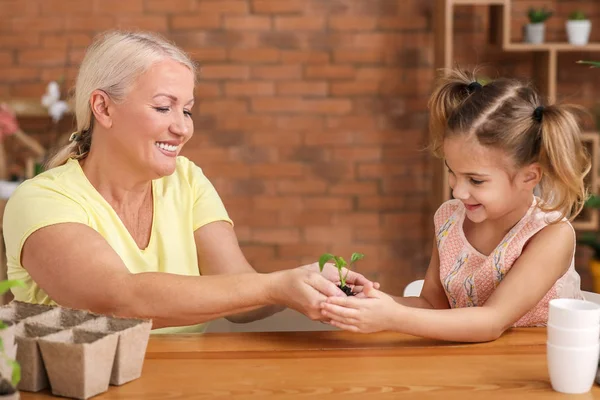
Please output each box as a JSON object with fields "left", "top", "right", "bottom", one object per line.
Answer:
{"left": 434, "top": 198, "right": 583, "bottom": 327}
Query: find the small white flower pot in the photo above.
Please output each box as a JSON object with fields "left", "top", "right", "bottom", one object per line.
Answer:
{"left": 566, "top": 20, "right": 591, "bottom": 46}
{"left": 525, "top": 23, "right": 546, "bottom": 44}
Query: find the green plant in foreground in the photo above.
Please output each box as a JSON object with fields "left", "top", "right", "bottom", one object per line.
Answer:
{"left": 0, "top": 280, "right": 25, "bottom": 387}
{"left": 318, "top": 252, "right": 364, "bottom": 288}
{"left": 528, "top": 8, "right": 553, "bottom": 24}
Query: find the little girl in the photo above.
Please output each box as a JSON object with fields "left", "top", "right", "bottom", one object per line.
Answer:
{"left": 321, "top": 69, "right": 591, "bottom": 342}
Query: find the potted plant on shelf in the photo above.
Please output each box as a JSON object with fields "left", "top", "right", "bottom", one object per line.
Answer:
{"left": 567, "top": 10, "right": 592, "bottom": 46}
{"left": 526, "top": 8, "right": 553, "bottom": 44}
{"left": 0, "top": 280, "right": 25, "bottom": 399}
{"left": 318, "top": 252, "right": 364, "bottom": 296}
{"left": 577, "top": 195, "right": 600, "bottom": 293}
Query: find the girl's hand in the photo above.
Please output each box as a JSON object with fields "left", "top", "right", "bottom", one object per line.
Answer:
{"left": 320, "top": 283, "right": 399, "bottom": 333}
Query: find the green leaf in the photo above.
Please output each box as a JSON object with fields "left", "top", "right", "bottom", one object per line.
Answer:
{"left": 569, "top": 10, "right": 587, "bottom": 21}
{"left": 350, "top": 253, "right": 365, "bottom": 264}
{"left": 334, "top": 256, "right": 347, "bottom": 268}
{"left": 10, "top": 360, "right": 20, "bottom": 386}
{"left": 318, "top": 253, "right": 336, "bottom": 272}
{"left": 577, "top": 60, "right": 600, "bottom": 68}
{"left": 586, "top": 194, "right": 600, "bottom": 209}
{"left": 0, "top": 280, "right": 25, "bottom": 296}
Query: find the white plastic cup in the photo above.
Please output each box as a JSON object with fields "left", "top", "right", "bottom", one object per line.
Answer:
{"left": 547, "top": 342, "right": 600, "bottom": 394}
{"left": 548, "top": 299, "right": 600, "bottom": 329}
{"left": 547, "top": 324, "right": 600, "bottom": 348}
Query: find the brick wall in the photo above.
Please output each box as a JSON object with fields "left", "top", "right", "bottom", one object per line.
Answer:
{"left": 1, "top": 0, "right": 600, "bottom": 294}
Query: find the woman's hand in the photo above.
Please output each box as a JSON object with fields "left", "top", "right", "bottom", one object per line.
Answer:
{"left": 0, "top": 104, "right": 18, "bottom": 138}
{"left": 301, "top": 262, "right": 380, "bottom": 296}
{"left": 320, "top": 283, "right": 400, "bottom": 333}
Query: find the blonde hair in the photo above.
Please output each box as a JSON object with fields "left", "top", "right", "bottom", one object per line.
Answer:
{"left": 46, "top": 31, "right": 196, "bottom": 169}
{"left": 429, "top": 68, "right": 591, "bottom": 221}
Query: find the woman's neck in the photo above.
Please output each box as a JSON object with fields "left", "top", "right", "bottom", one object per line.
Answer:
{"left": 79, "top": 146, "right": 152, "bottom": 207}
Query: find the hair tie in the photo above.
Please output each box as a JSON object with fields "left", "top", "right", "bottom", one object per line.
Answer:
{"left": 467, "top": 81, "right": 483, "bottom": 93}
{"left": 69, "top": 132, "right": 81, "bottom": 142}
{"left": 533, "top": 106, "right": 544, "bottom": 123}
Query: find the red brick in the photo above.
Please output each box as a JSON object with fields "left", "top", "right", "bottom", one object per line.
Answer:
{"left": 354, "top": 227, "right": 402, "bottom": 242}
{"left": 357, "top": 67, "right": 403, "bottom": 81}
{"left": 186, "top": 48, "right": 227, "bottom": 62}
{"left": 225, "top": 16, "right": 272, "bottom": 31}
{"left": 358, "top": 163, "right": 409, "bottom": 179}
{"left": 250, "top": 163, "right": 305, "bottom": 178}
{"left": 354, "top": 33, "right": 403, "bottom": 48}
{"left": 18, "top": 49, "right": 66, "bottom": 67}
{"left": 333, "top": 147, "right": 382, "bottom": 162}
{"left": 333, "top": 49, "right": 384, "bottom": 64}
{"left": 68, "top": 49, "right": 86, "bottom": 65}
{"left": 0, "top": 33, "right": 40, "bottom": 49}
{"left": 230, "top": 210, "right": 280, "bottom": 227}
{"left": 41, "top": 67, "right": 78, "bottom": 82}
{"left": 241, "top": 245, "right": 277, "bottom": 260}
{"left": 0, "top": 67, "right": 39, "bottom": 83}
{"left": 42, "top": 33, "right": 91, "bottom": 49}
{"left": 332, "top": 213, "right": 380, "bottom": 227}
{"left": 251, "top": 65, "right": 302, "bottom": 80}
{"left": 0, "top": 51, "right": 13, "bottom": 67}
{"left": 378, "top": 16, "right": 428, "bottom": 30}
{"left": 94, "top": 0, "right": 143, "bottom": 13}
{"left": 170, "top": 15, "right": 222, "bottom": 30}
{"left": 225, "top": 81, "right": 275, "bottom": 96}
{"left": 10, "top": 17, "right": 64, "bottom": 32}
{"left": 326, "top": 116, "right": 378, "bottom": 130}
{"left": 250, "top": 132, "right": 302, "bottom": 146}
{"left": 304, "top": 131, "right": 354, "bottom": 145}
{"left": 357, "top": 196, "right": 404, "bottom": 211}
{"left": 305, "top": 65, "right": 356, "bottom": 80}
{"left": 254, "top": 196, "right": 303, "bottom": 211}
{"left": 40, "top": 0, "right": 89, "bottom": 13}
{"left": 252, "top": 0, "right": 304, "bottom": 14}
{"left": 331, "top": 81, "right": 381, "bottom": 96}
{"left": 278, "top": 244, "right": 330, "bottom": 259}
{"left": 1, "top": 1, "right": 39, "bottom": 17}
{"left": 304, "top": 197, "right": 353, "bottom": 211}
{"left": 253, "top": 228, "right": 300, "bottom": 244}
{"left": 202, "top": 163, "right": 251, "bottom": 178}
{"left": 201, "top": 65, "right": 250, "bottom": 80}
{"left": 252, "top": 98, "right": 351, "bottom": 114}
{"left": 229, "top": 48, "right": 280, "bottom": 63}
{"left": 281, "top": 50, "right": 329, "bottom": 64}
{"left": 330, "top": 182, "right": 379, "bottom": 195}
{"left": 276, "top": 179, "right": 328, "bottom": 194}
{"left": 8, "top": 83, "right": 47, "bottom": 97}
{"left": 65, "top": 16, "right": 115, "bottom": 31}
{"left": 303, "top": 227, "right": 352, "bottom": 244}
{"left": 218, "top": 115, "right": 276, "bottom": 131}
{"left": 276, "top": 116, "right": 324, "bottom": 130}
{"left": 145, "top": 0, "right": 196, "bottom": 13}
{"left": 329, "top": 16, "right": 377, "bottom": 31}
{"left": 117, "top": 16, "right": 168, "bottom": 31}
{"left": 276, "top": 81, "right": 328, "bottom": 96}
{"left": 234, "top": 226, "right": 251, "bottom": 242}
{"left": 194, "top": 83, "right": 222, "bottom": 98}
{"left": 280, "top": 211, "right": 333, "bottom": 227}
{"left": 275, "top": 16, "right": 325, "bottom": 31}
{"left": 303, "top": 99, "right": 352, "bottom": 115}
{"left": 197, "top": 1, "right": 248, "bottom": 14}
{"left": 199, "top": 99, "right": 248, "bottom": 114}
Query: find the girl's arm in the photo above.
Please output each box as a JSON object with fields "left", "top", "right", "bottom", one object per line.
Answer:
{"left": 322, "top": 222, "right": 574, "bottom": 342}
{"left": 391, "top": 241, "right": 450, "bottom": 309}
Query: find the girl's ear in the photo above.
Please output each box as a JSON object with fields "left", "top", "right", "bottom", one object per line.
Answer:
{"left": 520, "top": 162, "right": 542, "bottom": 189}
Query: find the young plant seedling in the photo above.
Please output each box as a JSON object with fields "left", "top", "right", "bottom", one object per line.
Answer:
{"left": 318, "top": 252, "right": 365, "bottom": 296}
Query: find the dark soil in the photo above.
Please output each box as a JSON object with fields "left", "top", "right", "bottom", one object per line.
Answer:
{"left": 339, "top": 285, "right": 355, "bottom": 296}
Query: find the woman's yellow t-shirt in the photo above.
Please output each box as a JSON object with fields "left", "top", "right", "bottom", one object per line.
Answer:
{"left": 2, "top": 156, "right": 232, "bottom": 334}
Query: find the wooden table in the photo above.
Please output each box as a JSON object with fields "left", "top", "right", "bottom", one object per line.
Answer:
{"left": 21, "top": 328, "right": 600, "bottom": 399}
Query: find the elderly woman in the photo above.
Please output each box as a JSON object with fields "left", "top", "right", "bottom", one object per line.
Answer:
{"left": 2, "top": 31, "right": 375, "bottom": 333}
